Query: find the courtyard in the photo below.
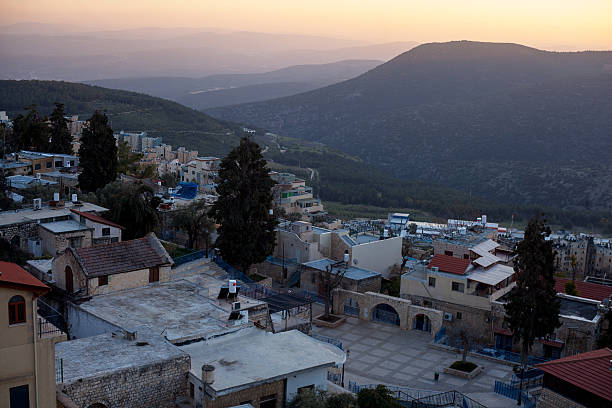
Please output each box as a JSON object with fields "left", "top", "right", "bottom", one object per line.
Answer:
{"left": 312, "top": 313, "right": 517, "bottom": 408}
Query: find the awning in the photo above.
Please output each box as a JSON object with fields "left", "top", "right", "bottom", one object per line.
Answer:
{"left": 540, "top": 339, "right": 564, "bottom": 348}
{"left": 468, "top": 264, "right": 515, "bottom": 286}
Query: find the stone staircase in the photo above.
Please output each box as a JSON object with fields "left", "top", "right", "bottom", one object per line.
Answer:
{"left": 171, "top": 256, "right": 231, "bottom": 281}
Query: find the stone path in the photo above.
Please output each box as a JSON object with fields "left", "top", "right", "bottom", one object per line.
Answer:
{"left": 313, "top": 314, "right": 517, "bottom": 407}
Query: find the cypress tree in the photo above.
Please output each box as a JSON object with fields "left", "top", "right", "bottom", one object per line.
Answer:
{"left": 78, "top": 111, "right": 118, "bottom": 192}
{"left": 504, "top": 217, "right": 561, "bottom": 365}
{"left": 209, "top": 137, "right": 277, "bottom": 273}
{"left": 12, "top": 105, "right": 49, "bottom": 151}
{"left": 48, "top": 102, "right": 73, "bottom": 154}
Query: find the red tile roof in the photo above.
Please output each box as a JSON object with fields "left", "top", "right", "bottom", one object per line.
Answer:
{"left": 71, "top": 209, "right": 125, "bottom": 229}
{"left": 0, "top": 261, "right": 49, "bottom": 293}
{"left": 536, "top": 348, "right": 612, "bottom": 402}
{"left": 428, "top": 254, "right": 471, "bottom": 275}
{"left": 70, "top": 233, "right": 172, "bottom": 278}
{"left": 554, "top": 278, "right": 612, "bottom": 302}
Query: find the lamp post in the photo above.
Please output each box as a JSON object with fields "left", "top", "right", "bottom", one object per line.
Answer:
{"left": 341, "top": 349, "right": 350, "bottom": 388}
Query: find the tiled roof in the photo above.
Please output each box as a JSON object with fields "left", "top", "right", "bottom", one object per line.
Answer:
{"left": 428, "top": 254, "right": 471, "bottom": 275}
{"left": 554, "top": 278, "right": 612, "bottom": 302}
{"left": 0, "top": 261, "right": 49, "bottom": 293}
{"left": 536, "top": 348, "right": 612, "bottom": 402}
{"left": 71, "top": 233, "right": 172, "bottom": 278}
{"left": 71, "top": 209, "right": 125, "bottom": 229}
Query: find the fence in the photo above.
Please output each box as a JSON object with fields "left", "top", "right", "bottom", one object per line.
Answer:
{"left": 312, "top": 333, "right": 343, "bottom": 350}
{"left": 327, "top": 371, "right": 342, "bottom": 385}
{"left": 172, "top": 249, "right": 208, "bottom": 267}
{"left": 494, "top": 381, "right": 537, "bottom": 408}
{"left": 410, "top": 391, "right": 487, "bottom": 408}
{"left": 347, "top": 383, "right": 439, "bottom": 402}
{"left": 442, "top": 336, "right": 553, "bottom": 366}
{"left": 56, "top": 358, "right": 64, "bottom": 383}
{"left": 37, "top": 298, "right": 65, "bottom": 338}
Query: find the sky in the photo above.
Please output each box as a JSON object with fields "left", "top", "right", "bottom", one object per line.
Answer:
{"left": 2, "top": 0, "right": 611, "bottom": 50}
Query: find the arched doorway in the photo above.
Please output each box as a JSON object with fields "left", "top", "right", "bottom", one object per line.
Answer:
{"left": 65, "top": 266, "right": 73, "bottom": 293}
{"left": 372, "top": 303, "right": 400, "bottom": 326}
{"left": 413, "top": 314, "right": 431, "bottom": 332}
{"left": 10, "top": 235, "right": 21, "bottom": 248}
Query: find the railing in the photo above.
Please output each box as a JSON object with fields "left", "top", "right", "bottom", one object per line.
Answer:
{"left": 348, "top": 383, "right": 439, "bottom": 402}
{"left": 312, "top": 333, "right": 343, "bottom": 350}
{"left": 434, "top": 326, "right": 446, "bottom": 343}
{"left": 494, "top": 381, "right": 537, "bottom": 408}
{"left": 214, "top": 257, "right": 255, "bottom": 284}
{"left": 510, "top": 372, "right": 543, "bottom": 389}
{"left": 287, "top": 269, "right": 301, "bottom": 287}
{"left": 327, "top": 371, "right": 342, "bottom": 385}
{"left": 410, "top": 391, "right": 487, "bottom": 408}
{"left": 443, "top": 337, "right": 554, "bottom": 366}
{"left": 56, "top": 357, "right": 64, "bottom": 383}
{"left": 343, "top": 305, "right": 360, "bottom": 316}
{"left": 172, "top": 249, "right": 208, "bottom": 267}
{"left": 37, "top": 298, "right": 65, "bottom": 338}
{"left": 38, "top": 317, "right": 64, "bottom": 338}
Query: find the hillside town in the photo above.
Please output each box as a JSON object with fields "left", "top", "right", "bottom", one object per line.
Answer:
{"left": 1, "top": 101, "right": 612, "bottom": 408}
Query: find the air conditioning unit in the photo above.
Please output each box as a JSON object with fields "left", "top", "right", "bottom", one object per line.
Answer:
{"left": 232, "top": 301, "right": 241, "bottom": 311}
{"left": 33, "top": 198, "right": 42, "bottom": 210}
{"left": 444, "top": 312, "right": 453, "bottom": 321}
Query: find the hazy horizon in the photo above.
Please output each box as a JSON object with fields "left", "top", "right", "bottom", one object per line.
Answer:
{"left": 2, "top": 0, "right": 611, "bottom": 51}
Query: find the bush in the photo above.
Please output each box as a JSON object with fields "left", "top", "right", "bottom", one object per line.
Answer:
{"left": 450, "top": 360, "right": 478, "bottom": 372}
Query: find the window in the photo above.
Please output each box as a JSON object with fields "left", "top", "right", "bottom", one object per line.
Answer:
{"left": 55, "top": 160, "right": 63, "bottom": 168}
{"left": 452, "top": 282, "right": 465, "bottom": 293}
{"left": 9, "top": 295, "right": 26, "bottom": 325}
{"left": 34, "top": 164, "right": 41, "bottom": 170}
{"left": 456, "top": 312, "right": 462, "bottom": 320}
{"left": 463, "top": 254, "right": 470, "bottom": 259}
{"left": 10, "top": 384, "right": 29, "bottom": 408}
{"left": 428, "top": 277, "right": 436, "bottom": 287}
{"left": 98, "top": 275, "right": 108, "bottom": 286}
{"left": 111, "top": 237, "right": 119, "bottom": 243}
{"left": 102, "top": 227, "right": 110, "bottom": 236}
{"left": 311, "top": 272, "right": 316, "bottom": 284}
{"left": 259, "top": 394, "right": 277, "bottom": 408}
{"left": 46, "top": 161, "right": 52, "bottom": 168}
{"left": 149, "top": 267, "right": 159, "bottom": 283}
{"left": 444, "top": 250, "right": 453, "bottom": 256}
{"left": 298, "top": 385, "right": 315, "bottom": 394}
{"left": 69, "top": 237, "right": 82, "bottom": 248}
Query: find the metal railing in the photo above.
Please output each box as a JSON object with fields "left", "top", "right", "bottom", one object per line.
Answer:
{"left": 56, "top": 358, "right": 64, "bottom": 383}
{"left": 37, "top": 298, "right": 65, "bottom": 338}
{"left": 172, "top": 249, "right": 208, "bottom": 267}
{"left": 494, "top": 380, "right": 537, "bottom": 408}
{"left": 410, "top": 391, "right": 487, "bottom": 408}
{"left": 38, "top": 317, "right": 63, "bottom": 338}
{"left": 312, "top": 333, "right": 343, "bottom": 350}
{"left": 348, "top": 383, "right": 439, "bottom": 402}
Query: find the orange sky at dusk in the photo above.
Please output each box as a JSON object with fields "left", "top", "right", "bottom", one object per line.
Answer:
{"left": 2, "top": 0, "right": 611, "bottom": 50}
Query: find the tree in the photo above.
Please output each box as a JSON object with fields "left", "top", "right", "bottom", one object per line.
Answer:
{"left": 171, "top": 200, "right": 215, "bottom": 250}
{"left": 78, "top": 111, "right": 118, "bottom": 192}
{"left": 504, "top": 218, "right": 561, "bottom": 366}
{"left": 320, "top": 255, "right": 349, "bottom": 319}
{"left": 357, "top": 385, "right": 401, "bottom": 408}
{"left": 209, "top": 137, "right": 277, "bottom": 273}
{"left": 48, "top": 102, "right": 73, "bottom": 154}
{"left": 596, "top": 311, "right": 612, "bottom": 348}
{"left": 117, "top": 141, "right": 142, "bottom": 175}
{"left": 12, "top": 105, "right": 49, "bottom": 151}
{"left": 448, "top": 320, "right": 485, "bottom": 362}
{"left": 564, "top": 281, "right": 578, "bottom": 296}
{"left": 287, "top": 389, "right": 357, "bottom": 408}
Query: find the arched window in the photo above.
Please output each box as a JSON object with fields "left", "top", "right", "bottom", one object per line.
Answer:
{"left": 9, "top": 295, "right": 26, "bottom": 325}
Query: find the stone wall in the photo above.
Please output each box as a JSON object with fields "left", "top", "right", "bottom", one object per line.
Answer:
{"left": 204, "top": 379, "right": 285, "bottom": 408}
{"left": 38, "top": 225, "right": 93, "bottom": 256}
{"left": 0, "top": 221, "right": 38, "bottom": 252}
{"left": 58, "top": 355, "right": 190, "bottom": 408}
{"left": 537, "top": 388, "right": 586, "bottom": 408}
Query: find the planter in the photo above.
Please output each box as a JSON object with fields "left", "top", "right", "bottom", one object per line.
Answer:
{"left": 443, "top": 362, "right": 482, "bottom": 379}
{"left": 313, "top": 313, "right": 346, "bottom": 328}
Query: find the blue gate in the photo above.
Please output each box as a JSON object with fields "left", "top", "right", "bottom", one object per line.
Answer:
{"left": 372, "top": 304, "right": 400, "bottom": 326}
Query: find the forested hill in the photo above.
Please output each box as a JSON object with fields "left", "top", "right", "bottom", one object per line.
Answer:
{"left": 0, "top": 80, "right": 241, "bottom": 155}
{"left": 207, "top": 41, "right": 612, "bottom": 212}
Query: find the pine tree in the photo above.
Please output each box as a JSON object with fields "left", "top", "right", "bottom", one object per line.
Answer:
{"left": 504, "top": 218, "right": 561, "bottom": 365}
{"left": 209, "top": 137, "right": 277, "bottom": 273}
{"left": 12, "top": 105, "right": 49, "bottom": 151}
{"left": 78, "top": 111, "right": 118, "bottom": 192}
{"left": 48, "top": 102, "right": 73, "bottom": 154}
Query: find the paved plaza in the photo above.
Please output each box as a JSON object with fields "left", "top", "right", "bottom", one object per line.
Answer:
{"left": 313, "top": 314, "right": 517, "bottom": 407}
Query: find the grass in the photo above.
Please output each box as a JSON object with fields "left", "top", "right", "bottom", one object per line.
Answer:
{"left": 450, "top": 361, "right": 478, "bottom": 372}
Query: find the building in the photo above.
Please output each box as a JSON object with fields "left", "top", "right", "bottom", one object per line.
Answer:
{"left": 0, "top": 261, "right": 66, "bottom": 408}
{"left": 180, "top": 156, "right": 220, "bottom": 190}
{"left": 0, "top": 160, "right": 31, "bottom": 176}
{"left": 55, "top": 330, "right": 190, "bottom": 408}
{"left": 6, "top": 175, "right": 58, "bottom": 190}
{"left": 51, "top": 233, "right": 172, "bottom": 297}
{"left": 386, "top": 212, "right": 411, "bottom": 233}
{"left": 0, "top": 110, "right": 12, "bottom": 127}
{"left": 16, "top": 151, "right": 78, "bottom": 175}
{"left": 70, "top": 209, "right": 123, "bottom": 244}
{"left": 38, "top": 218, "right": 93, "bottom": 256}
{"left": 180, "top": 327, "right": 344, "bottom": 408}
{"left": 535, "top": 348, "right": 612, "bottom": 408}
{"left": 300, "top": 258, "right": 382, "bottom": 295}
{"left": 270, "top": 172, "right": 325, "bottom": 220}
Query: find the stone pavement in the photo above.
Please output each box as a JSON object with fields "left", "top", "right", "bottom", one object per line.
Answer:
{"left": 313, "top": 315, "right": 517, "bottom": 408}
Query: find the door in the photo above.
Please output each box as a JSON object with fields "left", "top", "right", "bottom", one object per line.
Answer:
{"left": 149, "top": 266, "right": 159, "bottom": 283}
{"left": 10, "top": 384, "right": 30, "bottom": 408}
{"left": 65, "top": 266, "right": 73, "bottom": 293}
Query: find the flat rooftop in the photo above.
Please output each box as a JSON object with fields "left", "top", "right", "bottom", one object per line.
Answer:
{"left": 40, "top": 219, "right": 90, "bottom": 233}
{"left": 559, "top": 296, "right": 599, "bottom": 321}
{"left": 179, "top": 328, "right": 343, "bottom": 396}
{"left": 0, "top": 201, "right": 108, "bottom": 226}
{"left": 78, "top": 279, "right": 250, "bottom": 343}
{"left": 302, "top": 258, "right": 381, "bottom": 281}
{"left": 55, "top": 330, "right": 187, "bottom": 383}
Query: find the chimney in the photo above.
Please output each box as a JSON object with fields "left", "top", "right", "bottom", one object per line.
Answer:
{"left": 202, "top": 365, "right": 215, "bottom": 384}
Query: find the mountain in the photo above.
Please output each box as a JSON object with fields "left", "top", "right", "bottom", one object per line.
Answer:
{"left": 86, "top": 60, "right": 382, "bottom": 108}
{"left": 0, "top": 25, "right": 414, "bottom": 80}
{"left": 207, "top": 41, "right": 612, "bottom": 213}
{"left": 0, "top": 80, "right": 240, "bottom": 155}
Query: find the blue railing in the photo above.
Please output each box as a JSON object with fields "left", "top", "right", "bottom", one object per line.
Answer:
{"left": 172, "top": 249, "right": 208, "bottom": 267}
{"left": 343, "top": 305, "right": 360, "bottom": 316}
{"left": 266, "top": 256, "right": 299, "bottom": 266}
{"left": 312, "top": 333, "right": 343, "bottom": 350}
{"left": 494, "top": 381, "right": 536, "bottom": 408}
{"left": 410, "top": 391, "right": 487, "bottom": 408}
{"left": 213, "top": 257, "right": 255, "bottom": 284}
{"left": 434, "top": 326, "right": 446, "bottom": 343}
{"left": 327, "top": 371, "right": 342, "bottom": 385}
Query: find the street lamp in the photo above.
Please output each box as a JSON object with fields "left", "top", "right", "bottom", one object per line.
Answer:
{"left": 341, "top": 349, "right": 350, "bottom": 388}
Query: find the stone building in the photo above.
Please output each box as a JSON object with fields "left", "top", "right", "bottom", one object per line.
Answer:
{"left": 38, "top": 220, "right": 93, "bottom": 256}
{"left": 0, "top": 261, "right": 66, "bottom": 408}
{"left": 52, "top": 232, "right": 172, "bottom": 298}
{"left": 55, "top": 330, "right": 190, "bottom": 408}
{"left": 300, "top": 258, "right": 382, "bottom": 296}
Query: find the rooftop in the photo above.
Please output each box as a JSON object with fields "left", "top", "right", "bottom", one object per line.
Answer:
{"left": 40, "top": 219, "right": 91, "bottom": 234}
{"left": 78, "top": 279, "right": 249, "bottom": 343}
{"left": 559, "top": 296, "right": 599, "bottom": 321}
{"left": 468, "top": 263, "right": 515, "bottom": 286}
{"left": 536, "top": 348, "right": 612, "bottom": 403}
{"left": 0, "top": 201, "right": 108, "bottom": 227}
{"left": 6, "top": 175, "right": 58, "bottom": 189}
{"left": 428, "top": 254, "right": 472, "bottom": 275}
{"left": 554, "top": 278, "right": 612, "bottom": 302}
{"left": 302, "top": 258, "right": 381, "bottom": 281}
{"left": 71, "top": 209, "right": 125, "bottom": 229}
{"left": 179, "top": 328, "right": 343, "bottom": 396}
{"left": 0, "top": 261, "right": 49, "bottom": 293}
{"left": 70, "top": 233, "right": 171, "bottom": 278}
{"left": 55, "top": 330, "right": 187, "bottom": 383}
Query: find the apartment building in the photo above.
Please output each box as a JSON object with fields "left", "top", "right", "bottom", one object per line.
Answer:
{"left": 270, "top": 172, "right": 325, "bottom": 220}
